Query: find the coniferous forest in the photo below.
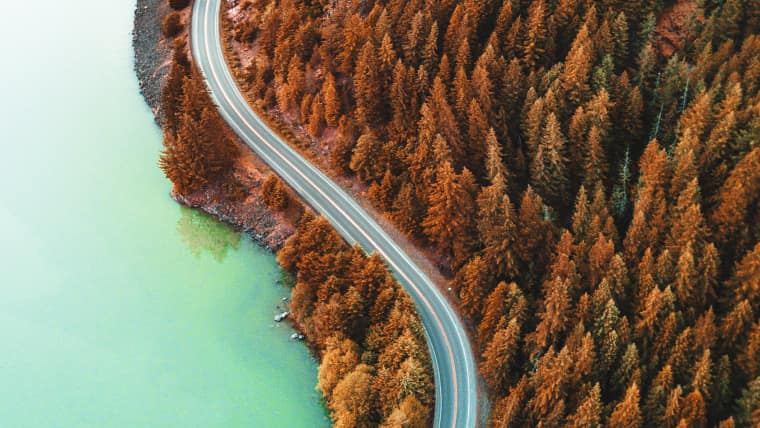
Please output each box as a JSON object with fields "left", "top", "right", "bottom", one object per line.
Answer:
{"left": 222, "top": 0, "right": 760, "bottom": 425}
{"left": 159, "top": 39, "right": 435, "bottom": 427}
{"left": 158, "top": 0, "right": 760, "bottom": 426}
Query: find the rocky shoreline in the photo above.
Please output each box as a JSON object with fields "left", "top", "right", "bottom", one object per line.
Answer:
{"left": 132, "top": 0, "right": 294, "bottom": 250}
{"left": 133, "top": 0, "right": 170, "bottom": 124}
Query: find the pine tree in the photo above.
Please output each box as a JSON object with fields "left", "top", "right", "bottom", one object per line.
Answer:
{"left": 488, "top": 0, "right": 514, "bottom": 52}
{"left": 422, "top": 22, "right": 439, "bottom": 75}
{"left": 330, "top": 363, "right": 374, "bottom": 427}
{"left": 680, "top": 391, "right": 708, "bottom": 428}
{"left": 720, "top": 299, "right": 754, "bottom": 352}
{"left": 516, "top": 186, "right": 553, "bottom": 276}
{"left": 711, "top": 148, "right": 760, "bottom": 259}
{"left": 674, "top": 242, "right": 701, "bottom": 314}
{"left": 472, "top": 52, "right": 494, "bottom": 116}
{"left": 308, "top": 95, "right": 325, "bottom": 137}
{"left": 478, "top": 282, "right": 527, "bottom": 349}
{"left": 534, "top": 276, "right": 572, "bottom": 349}
{"left": 454, "top": 37, "right": 472, "bottom": 73}
{"left": 501, "top": 58, "right": 524, "bottom": 125}
{"left": 529, "top": 347, "right": 571, "bottom": 423}
{"left": 566, "top": 383, "right": 602, "bottom": 428}
{"left": 380, "top": 395, "right": 427, "bottom": 428}
{"left": 477, "top": 181, "right": 518, "bottom": 280}
{"left": 624, "top": 140, "right": 669, "bottom": 265}
{"left": 322, "top": 72, "right": 341, "bottom": 127}
{"left": 422, "top": 161, "right": 476, "bottom": 266}
{"left": 317, "top": 336, "right": 361, "bottom": 397}
{"left": 490, "top": 376, "right": 529, "bottom": 426}
{"left": 612, "top": 12, "right": 630, "bottom": 68}
{"left": 644, "top": 365, "right": 674, "bottom": 426}
{"left": 261, "top": 174, "right": 290, "bottom": 211}
{"left": 369, "top": 169, "right": 397, "bottom": 212}
{"left": 531, "top": 113, "right": 569, "bottom": 208}
{"left": 350, "top": 130, "right": 386, "bottom": 183}
{"left": 735, "top": 377, "right": 760, "bottom": 427}
{"left": 161, "top": 47, "right": 190, "bottom": 133}
{"left": 583, "top": 126, "right": 607, "bottom": 190}
{"left": 481, "top": 317, "right": 521, "bottom": 393}
{"left": 354, "top": 41, "right": 384, "bottom": 126}
{"left": 729, "top": 243, "right": 760, "bottom": 311}
{"left": 692, "top": 349, "right": 713, "bottom": 401}
{"left": 403, "top": 11, "right": 424, "bottom": 66}
{"left": 572, "top": 185, "right": 592, "bottom": 244}
{"left": 390, "top": 60, "right": 417, "bottom": 139}
{"left": 561, "top": 24, "right": 593, "bottom": 107}
{"left": 484, "top": 128, "right": 508, "bottom": 186}
{"left": 608, "top": 383, "right": 642, "bottom": 428}
{"left": 523, "top": 94, "right": 546, "bottom": 158}
{"left": 466, "top": 99, "right": 489, "bottom": 176}
{"left": 392, "top": 182, "right": 423, "bottom": 237}
{"left": 160, "top": 131, "right": 202, "bottom": 195}
{"left": 739, "top": 322, "right": 760, "bottom": 381}
{"left": 427, "top": 77, "right": 464, "bottom": 164}
{"left": 452, "top": 65, "right": 472, "bottom": 127}
{"left": 522, "top": 0, "right": 547, "bottom": 69}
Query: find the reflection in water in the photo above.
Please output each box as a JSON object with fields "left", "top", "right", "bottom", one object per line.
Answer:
{"left": 176, "top": 206, "right": 241, "bottom": 262}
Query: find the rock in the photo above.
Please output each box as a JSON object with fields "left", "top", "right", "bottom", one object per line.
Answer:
{"left": 132, "top": 0, "right": 171, "bottom": 125}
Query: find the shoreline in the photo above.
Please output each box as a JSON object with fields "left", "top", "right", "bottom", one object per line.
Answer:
{"left": 132, "top": 3, "right": 438, "bottom": 426}
{"left": 133, "top": 0, "right": 169, "bottom": 125}
{"left": 132, "top": 0, "right": 294, "bottom": 251}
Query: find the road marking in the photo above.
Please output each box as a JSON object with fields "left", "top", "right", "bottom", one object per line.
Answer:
{"left": 192, "top": 2, "right": 476, "bottom": 426}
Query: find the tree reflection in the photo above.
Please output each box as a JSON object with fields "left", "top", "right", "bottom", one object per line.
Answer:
{"left": 176, "top": 207, "right": 241, "bottom": 262}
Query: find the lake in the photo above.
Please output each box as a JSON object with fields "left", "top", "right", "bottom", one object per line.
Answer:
{"left": 0, "top": 1, "right": 329, "bottom": 426}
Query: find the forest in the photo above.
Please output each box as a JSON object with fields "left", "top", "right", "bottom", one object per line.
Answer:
{"left": 158, "top": 30, "right": 435, "bottom": 427}
{"left": 218, "top": 0, "right": 760, "bottom": 426}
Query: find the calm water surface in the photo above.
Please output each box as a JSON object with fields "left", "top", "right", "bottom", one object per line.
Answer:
{"left": 0, "top": 1, "right": 328, "bottom": 426}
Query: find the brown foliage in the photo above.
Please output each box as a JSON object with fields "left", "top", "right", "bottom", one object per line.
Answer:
{"left": 224, "top": 0, "right": 760, "bottom": 424}
{"left": 277, "top": 214, "right": 433, "bottom": 426}
{"left": 261, "top": 174, "right": 290, "bottom": 211}
{"left": 161, "top": 13, "right": 183, "bottom": 39}
{"left": 158, "top": 50, "right": 239, "bottom": 196}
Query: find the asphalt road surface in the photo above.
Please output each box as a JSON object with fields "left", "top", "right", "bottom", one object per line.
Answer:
{"left": 190, "top": 1, "right": 478, "bottom": 426}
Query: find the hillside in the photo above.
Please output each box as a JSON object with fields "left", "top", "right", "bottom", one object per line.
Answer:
{"left": 222, "top": 0, "right": 760, "bottom": 426}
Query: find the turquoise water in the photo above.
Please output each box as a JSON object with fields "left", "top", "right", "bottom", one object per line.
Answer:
{"left": 0, "top": 1, "right": 328, "bottom": 427}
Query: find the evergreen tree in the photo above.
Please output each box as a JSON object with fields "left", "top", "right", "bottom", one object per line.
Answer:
{"left": 422, "top": 161, "right": 476, "bottom": 266}
{"left": 354, "top": 41, "right": 384, "bottom": 126}
{"left": 477, "top": 180, "right": 518, "bottom": 280}
{"left": 729, "top": 243, "right": 760, "bottom": 312}
{"left": 522, "top": 0, "right": 547, "bottom": 69}
{"left": 566, "top": 383, "right": 603, "bottom": 428}
{"left": 561, "top": 24, "right": 593, "bottom": 108}
{"left": 531, "top": 113, "right": 569, "bottom": 208}
{"left": 480, "top": 317, "right": 521, "bottom": 393}
{"left": 608, "top": 383, "right": 643, "bottom": 428}
{"left": 350, "top": 130, "right": 386, "bottom": 183}
{"left": 322, "top": 72, "right": 341, "bottom": 127}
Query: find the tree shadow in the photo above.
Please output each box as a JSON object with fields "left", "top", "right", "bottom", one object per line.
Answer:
{"left": 176, "top": 206, "right": 241, "bottom": 262}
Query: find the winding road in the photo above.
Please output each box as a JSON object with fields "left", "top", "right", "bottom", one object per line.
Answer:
{"left": 190, "top": 1, "right": 478, "bottom": 426}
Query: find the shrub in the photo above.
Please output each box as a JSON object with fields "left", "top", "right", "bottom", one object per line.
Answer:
{"left": 168, "top": 0, "right": 191, "bottom": 10}
{"left": 262, "top": 175, "right": 290, "bottom": 211}
{"left": 162, "top": 13, "right": 183, "bottom": 39}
